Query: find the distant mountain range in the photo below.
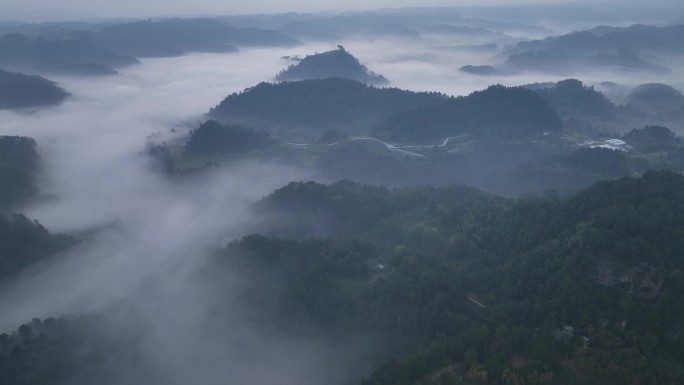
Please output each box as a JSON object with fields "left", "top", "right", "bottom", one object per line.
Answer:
{"left": 0, "top": 33, "right": 139, "bottom": 75}
{"left": 86, "top": 18, "right": 301, "bottom": 58}
{"left": 0, "top": 18, "right": 301, "bottom": 76}
{"left": 462, "top": 24, "right": 684, "bottom": 75}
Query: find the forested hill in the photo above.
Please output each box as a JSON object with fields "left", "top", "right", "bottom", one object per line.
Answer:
{"left": 0, "top": 34, "right": 139, "bottom": 76}
{"left": 275, "top": 46, "right": 389, "bottom": 85}
{"left": 501, "top": 24, "right": 684, "bottom": 73}
{"left": 625, "top": 83, "right": 684, "bottom": 112}
{"left": 254, "top": 180, "right": 500, "bottom": 241}
{"left": 3, "top": 171, "right": 684, "bottom": 384}
{"left": 241, "top": 170, "right": 684, "bottom": 385}
{"left": 374, "top": 85, "right": 563, "bottom": 143}
{"left": 208, "top": 78, "right": 447, "bottom": 134}
{"left": 0, "top": 69, "right": 69, "bottom": 109}
{"left": 0, "top": 136, "right": 40, "bottom": 210}
{"left": 523, "top": 79, "right": 615, "bottom": 118}
{"left": 0, "top": 18, "right": 302, "bottom": 74}
{"left": 208, "top": 81, "right": 563, "bottom": 143}
{"left": 87, "top": 18, "right": 301, "bottom": 58}
{"left": 0, "top": 214, "right": 75, "bottom": 282}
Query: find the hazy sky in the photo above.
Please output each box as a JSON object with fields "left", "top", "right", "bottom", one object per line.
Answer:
{"left": 1, "top": 0, "right": 598, "bottom": 20}
{"left": 2, "top": 0, "right": 682, "bottom": 23}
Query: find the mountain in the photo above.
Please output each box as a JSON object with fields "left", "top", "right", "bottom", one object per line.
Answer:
{"left": 625, "top": 83, "right": 684, "bottom": 112}
{"left": 374, "top": 84, "right": 563, "bottom": 144}
{"left": 276, "top": 20, "right": 344, "bottom": 42}
{"left": 523, "top": 79, "right": 615, "bottom": 118}
{"left": 251, "top": 171, "right": 684, "bottom": 385}
{"left": 208, "top": 78, "right": 446, "bottom": 139}
{"left": 623, "top": 125, "right": 681, "bottom": 152}
{"left": 5, "top": 172, "right": 684, "bottom": 384}
{"left": 0, "top": 21, "right": 98, "bottom": 39}
{"left": 366, "top": 23, "right": 420, "bottom": 39}
{"left": 0, "top": 214, "right": 75, "bottom": 282}
{"left": 459, "top": 65, "right": 497, "bottom": 75}
{"left": 87, "top": 18, "right": 301, "bottom": 58}
{"left": 499, "top": 147, "right": 635, "bottom": 195}
{"left": 465, "top": 24, "right": 684, "bottom": 74}
{"left": 254, "top": 180, "right": 496, "bottom": 240}
{"left": 0, "top": 69, "right": 69, "bottom": 109}
{"left": 0, "top": 33, "right": 139, "bottom": 75}
{"left": 275, "top": 46, "right": 388, "bottom": 85}
{"left": 184, "top": 120, "right": 275, "bottom": 156}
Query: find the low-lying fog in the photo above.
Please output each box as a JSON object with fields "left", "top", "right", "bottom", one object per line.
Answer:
{"left": 0, "top": 37, "right": 683, "bottom": 384}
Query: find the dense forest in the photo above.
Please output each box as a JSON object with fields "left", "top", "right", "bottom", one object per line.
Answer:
{"left": 208, "top": 81, "right": 566, "bottom": 144}
{"left": 3, "top": 9, "right": 684, "bottom": 385}
{"left": 2, "top": 172, "right": 684, "bottom": 384}
{"left": 208, "top": 78, "right": 447, "bottom": 138}
{"left": 185, "top": 120, "right": 275, "bottom": 155}
{"left": 373, "top": 85, "right": 563, "bottom": 143}
{"left": 524, "top": 79, "right": 615, "bottom": 119}
{"left": 218, "top": 171, "right": 684, "bottom": 385}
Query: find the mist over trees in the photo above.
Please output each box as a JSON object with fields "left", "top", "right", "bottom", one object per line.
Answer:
{"left": 0, "top": 136, "right": 39, "bottom": 209}
{"left": 2, "top": 4, "right": 684, "bottom": 385}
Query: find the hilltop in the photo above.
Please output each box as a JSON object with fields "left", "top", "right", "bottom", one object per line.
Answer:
{"left": 276, "top": 46, "right": 388, "bottom": 85}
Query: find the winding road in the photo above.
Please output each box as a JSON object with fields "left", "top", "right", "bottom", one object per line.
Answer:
{"left": 286, "top": 134, "right": 473, "bottom": 158}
